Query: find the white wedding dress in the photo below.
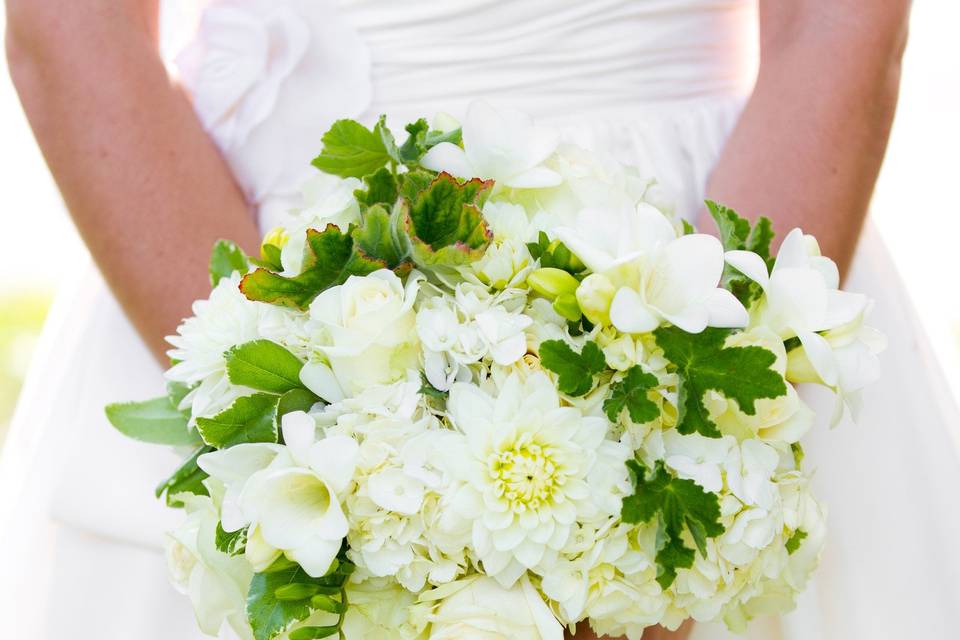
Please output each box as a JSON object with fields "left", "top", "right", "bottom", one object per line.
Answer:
{"left": 2, "top": 1, "right": 959, "bottom": 638}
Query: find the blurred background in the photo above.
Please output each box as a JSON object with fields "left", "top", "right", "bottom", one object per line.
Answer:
{"left": 0, "top": 3, "right": 958, "bottom": 447}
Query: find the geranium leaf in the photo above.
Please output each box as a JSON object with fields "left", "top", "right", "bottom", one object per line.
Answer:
{"left": 539, "top": 339, "right": 607, "bottom": 397}
{"left": 354, "top": 167, "right": 398, "bottom": 208}
{"left": 210, "top": 239, "right": 249, "bottom": 287}
{"left": 653, "top": 326, "right": 787, "bottom": 438}
{"left": 106, "top": 396, "right": 199, "bottom": 446}
{"left": 399, "top": 169, "right": 438, "bottom": 202}
{"left": 400, "top": 172, "right": 493, "bottom": 267}
{"left": 196, "top": 393, "right": 280, "bottom": 448}
{"left": 240, "top": 225, "right": 384, "bottom": 309}
{"left": 622, "top": 460, "right": 724, "bottom": 589}
{"left": 603, "top": 366, "right": 660, "bottom": 424}
{"left": 351, "top": 205, "right": 411, "bottom": 273}
{"left": 705, "top": 200, "right": 775, "bottom": 305}
{"left": 225, "top": 340, "right": 306, "bottom": 394}
{"left": 311, "top": 118, "right": 394, "bottom": 179}
{"left": 397, "top": 118, "right": 463, "bottom": 167}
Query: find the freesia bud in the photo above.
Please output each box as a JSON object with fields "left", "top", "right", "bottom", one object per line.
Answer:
{"left": 553, "top": 293, "right": 583, "bottom": 322}
{"left": 576, "top": 273, "right": 616, "bottom": 326}
{"left": 528, "top": 267, "right": 580, "bottom": 299}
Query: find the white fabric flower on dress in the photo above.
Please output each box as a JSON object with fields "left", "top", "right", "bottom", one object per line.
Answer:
{"left": 556, "top": 203, "right": 747, "bottom": 334}
{"left": 443, "top": 373, "right": 616, "bottom": 587}
{"left": 198, "top": 411, "right": 358, "bottom": 577}
{"left": 422, "top": 101, "right": 562, "bottom": 189}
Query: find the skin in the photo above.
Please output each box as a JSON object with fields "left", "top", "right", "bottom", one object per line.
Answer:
{"left": 6, "top": 1, "right": 909, "bottom": 638}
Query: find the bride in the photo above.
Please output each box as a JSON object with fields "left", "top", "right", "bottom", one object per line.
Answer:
{"left": 4, "top": 0, "right": 958, "bottom": 638}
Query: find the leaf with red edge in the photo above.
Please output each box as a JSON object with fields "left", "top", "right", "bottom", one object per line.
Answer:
{"left": 399, "top": 172, "right": 493, "bottom": 267}
{"left": 240, "top": 225, "right": 384, "bottom": 309}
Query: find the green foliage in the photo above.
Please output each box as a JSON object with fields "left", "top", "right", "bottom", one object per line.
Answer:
{"left": 275, "top": 388, "right": 320, "bottom": 433}
{"left": 353, "top": 167, "right": 398, "bottom": 208}
{"left": 247, "top": 555, "right": 353, "bottom": 640}
{"left": 398, "top": 172, "right": 493, "bottom": 267}
{"left": 215, "top": 523, "right": 248, "bottom": 556}
{"left": 240, "top": 225, "right": 384, "bottom": 309}
{"left": 155, "top": 445, "right": 213, "bottom": 507}
{"left": 352, "top": 205, "right": 411, "bottom": 273}
{"left": 705, "top": 201, "right": 775, "bottom": 306}
{"left": 105, "top": 396, "right": 199, "bottom": 446}
{"left": 418, "top": 373, "right": 448, "bottom": 400}
{"left": 622, "top": 460, "right": 724, "bottom": 588}
{"left": 603, "top": 366, "right": 660, "bottom": 424}
{"left": 653, "top": 326, "right": 787, "bottom": 438}
{"left": 526, "top": 231, "right": 586, "bottom": 274}
{"left": 311, "top": 117, "right": 398, "bottom": 178}
{"left": 397, "top": 118, "right": 463, "bottom": 166}
{"left": 210, "top": 240, "right": 250, "bottom": 287}
{"left": 539, "top": 339, "right": 607, "bottom": 397}
{"left": 225, "top": 340, "right": 306, "bottom": 394}
{"left": 196, "top": 393, "right": 280, "bottom": 448}
{"left": 785, "top": 529, "right": 808, "bottom": 555}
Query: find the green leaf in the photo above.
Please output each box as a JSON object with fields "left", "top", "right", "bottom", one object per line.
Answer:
{"left": 247, "top": 557, "right": 352, "bottom": 640}
{"left": 622, "top": 460, "right": 724, "bottom": 589}
{"left": 215, "top": 523, "right": 248, "bottom": 556}
{"left": 785, "top": 529, "right": 808, "bottom": 555}
{"left": 225, "top": 340, "right": 306, "bottom": 394}
{"left": 399, "top": 169, "right": 438, "bottom": 202}
{"left": 241, "top": 225, "right": 384, "bottom": 309}
{"left": 527, "top": 231, "right": 585, "bottom": 274}
{"left": 539, "top": 339, "right": 607, "bottom": 397}
{"left": 106, "top": 396, "right": 199, "bottom": 446}
{"left": 396, "top": 118, "right": 463, "bottom": 167}
{"left": 653, "top": 326, "right": 787, "bottom": 438}
{"left": 603, "top": 366, "right": 660, "bottom": 424}
{"left": 351, "top": 205, "right": 411, "bottom": 272}
{"left": 166, "top": 380, "right": 193, "bottom": 409}
{"left": 418, "top": 373, "right": 448, "bottom": 400}
{"left": 155, "top": 446, "right": 213, "bottom": 507}
{"left": 275, "top": 388, "right": 320, "bottom": 433}
{"left": 311, "top": 118, "right": 394, "bottom": 178}
{"left": 210, "top": 240, "right": 250, "bottom": 287}
{"left": 196, "top": 393, "right": 280, "bottom": 448}
{"left": 399, "top": 172, "right": 493, "bottom": 267}
{"left": 705, "top": 201, "right": 776, "bottom": 306}
{"left": 354, "top": 167, "right": 399, "bottom": 208}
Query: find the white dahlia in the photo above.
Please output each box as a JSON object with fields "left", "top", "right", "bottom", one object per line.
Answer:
{"left": 444, "top": 372, "right": 619, "bottom": 586}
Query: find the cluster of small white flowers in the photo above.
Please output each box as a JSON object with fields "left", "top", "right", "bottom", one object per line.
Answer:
{"left": 152, "top": 101, "right": 881, "bottom": 640}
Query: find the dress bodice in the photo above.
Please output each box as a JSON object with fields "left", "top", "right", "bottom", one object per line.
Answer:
{"left": 164, "top": 0, "right": 758, "bottom": 227}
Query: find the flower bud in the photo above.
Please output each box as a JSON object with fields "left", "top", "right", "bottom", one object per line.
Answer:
{"left": 553, "top": 293, "right": 583, "bottom": 322}
{"left": 576, "top": 273, "right": 616, "bottom": 326}
{"left": 528, "top": 267, "right": 580, "bottom": 299}
{"left": 261, "top": 226, "right": 289, "bottom": 260}
{"left": 785, "top": 346, "right": 824, "bottom": 385}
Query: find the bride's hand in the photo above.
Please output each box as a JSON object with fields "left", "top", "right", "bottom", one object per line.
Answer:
{"left": 565, "top": 621, "right": 694, "bottom": 640}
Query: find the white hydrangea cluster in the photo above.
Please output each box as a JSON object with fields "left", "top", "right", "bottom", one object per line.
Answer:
{"left": 130, "top": 101, "right": 883, "bottom": 640}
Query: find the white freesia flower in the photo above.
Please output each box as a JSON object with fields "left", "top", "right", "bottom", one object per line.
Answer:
{"left": 198, "top": 411, "right": 358, "bottom": 577}
{"left": 280, "top": 172, "right": 362, "bottom": 275}
{"left": 725, "top": 228, "right": 870, "bottom": 384}
{"left": 302, "top": 269, "right": 423, "bottom": 397}
{"left": 420, "top": 575, "right": 563, "bottom": 640}
{"left": 165, "top": 493, "right": 253, "bottom": 640}
{"left": 444, "top": 373, "right": 616, "bottom": 586}
{"left": 422, "top": 101, "right": 562, "bottom": 189}
{"left": 556, "top": 203, "right": 747, "bottom": 333}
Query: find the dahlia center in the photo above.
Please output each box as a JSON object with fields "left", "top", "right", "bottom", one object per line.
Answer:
{"left": 488, "top": 433, "right": 564, "bottom": 512}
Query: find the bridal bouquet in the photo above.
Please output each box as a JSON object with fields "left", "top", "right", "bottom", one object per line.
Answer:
{"left": 107, "top": 102, "right": 884, "bottom": 639}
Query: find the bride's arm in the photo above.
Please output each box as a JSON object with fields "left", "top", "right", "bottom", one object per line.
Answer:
{"left": 705, "top": 0, "right": 911, "bottom": 278}
{"left": 5, "top": 0, "right": 261, "bottom": 361}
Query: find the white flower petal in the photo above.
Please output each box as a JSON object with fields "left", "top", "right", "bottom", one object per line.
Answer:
{"left": 796, "top": 330, "right": 839, "bottom": 387}
{"left": 280, "top": 411, "right": 316, "bottom": 467}
{"left": 308, "top": 435, "right": 359, "bottom": 495}
{"left": 299, "top": 362, "right": 344, "bottom": 403}
{"left": 703, "top": 288, "right": 749, "bottom": 328}
{"left": 420, "top": 142, "right": 475, "bottom": 179}
{"left": 725, "top": 250, "right": 770, "bottom": 288}
{"left": 610, "top": 288, "right": 660, "bottom": 334}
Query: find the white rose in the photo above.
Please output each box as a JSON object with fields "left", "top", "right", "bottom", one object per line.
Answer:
{"left": 303, "top": 270, "right": 423, "bottom": 397}
{"left": 340, "top": 579, "right": 425, "bottom": 639}
{"left": 424, "top": 576, "right": 563, "bottom": 640}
